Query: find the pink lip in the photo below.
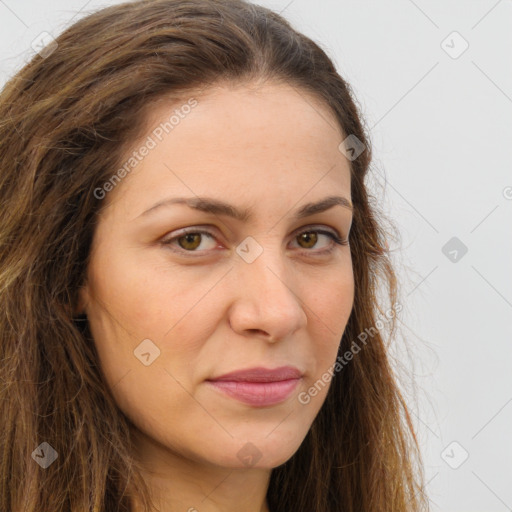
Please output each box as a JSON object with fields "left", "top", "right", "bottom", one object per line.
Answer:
{"left": 206, "top": 366, "right": 302, "bottom": 406}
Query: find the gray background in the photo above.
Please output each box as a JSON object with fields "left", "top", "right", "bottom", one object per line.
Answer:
{"left": 1, "top": 1, "right": 511, "bottom": 510}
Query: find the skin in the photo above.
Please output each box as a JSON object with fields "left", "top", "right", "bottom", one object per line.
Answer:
{"left": 77, "top": 79, "right": 355, "bottom": 512}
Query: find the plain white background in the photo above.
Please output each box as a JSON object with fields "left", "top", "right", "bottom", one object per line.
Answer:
{"left": 1, "top": 1, "right": 511, "bottom": 510}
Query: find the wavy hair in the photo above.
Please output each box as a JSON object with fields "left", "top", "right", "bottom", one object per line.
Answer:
{"left": 0, "top": 0, "right": 428, "bottom": 510}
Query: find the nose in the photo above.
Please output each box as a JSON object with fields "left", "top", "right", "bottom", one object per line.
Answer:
{"left": 227, "top": 246, "right": 308, "bottom": 342}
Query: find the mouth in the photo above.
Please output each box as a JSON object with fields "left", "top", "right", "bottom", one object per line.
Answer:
{"left": 205, "top": 366, "right": 303, "bottom": 407}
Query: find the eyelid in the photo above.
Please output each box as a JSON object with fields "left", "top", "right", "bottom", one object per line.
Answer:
{"left": 164, "top": 223, "right": 345, "bottom": 239}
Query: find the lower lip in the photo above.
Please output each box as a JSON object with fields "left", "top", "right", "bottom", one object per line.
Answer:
{"left": 207, "top": 378, "right": 301, "bottom": 406}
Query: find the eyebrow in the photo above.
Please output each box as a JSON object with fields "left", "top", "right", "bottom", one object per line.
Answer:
{"left": 136, "top": 195, "right": 353, "bottom": 222}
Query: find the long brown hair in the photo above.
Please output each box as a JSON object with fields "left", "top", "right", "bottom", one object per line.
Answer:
{"left": 0, "top": 0, "right": 429, "bottom": 510}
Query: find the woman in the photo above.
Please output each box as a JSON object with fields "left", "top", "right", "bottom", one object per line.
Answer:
{"left": 0, "top": 0, "right": 428, "bottom": 510}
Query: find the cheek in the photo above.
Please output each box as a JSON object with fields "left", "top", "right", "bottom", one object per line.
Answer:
{"left": 304, "top": 267, "right": 354, "bottom": 392}
{"left": 85, "top": 248, "right": 222, "bottom": 388}
{"left": 84, "top": 258, "right": 214, "bottom": 436}
{"left": 88, "top": 245, "right": 198, "bottom": 339}
{"left": 309, "top": 263, "right": 354, "bottom": 334}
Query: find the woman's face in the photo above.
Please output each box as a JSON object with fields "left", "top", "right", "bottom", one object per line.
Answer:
{"left": 79, "top": 81, "right": 354, "bottom": 470}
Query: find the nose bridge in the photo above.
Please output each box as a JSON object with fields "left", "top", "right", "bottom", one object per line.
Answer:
{"left": 232, "top": 236, "right": 306, "bottom": 329}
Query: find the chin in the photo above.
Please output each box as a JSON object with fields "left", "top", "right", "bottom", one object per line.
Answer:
{"left": 204, "top": 429, "right": 307, "bottom": 470}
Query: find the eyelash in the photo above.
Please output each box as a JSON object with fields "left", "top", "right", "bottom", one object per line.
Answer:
{"left": 160, "top": 226, "right": 349, "bottom": 258}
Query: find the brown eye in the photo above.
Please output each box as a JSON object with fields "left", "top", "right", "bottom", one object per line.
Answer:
{"left": 296, "top": 231, "right": 318, "bottom": 249}
{"left": 290, "top": 227, "right": 347, "bottom": 253}
{"left": 161, "top": 229, "right": 218, "bottom": 254}
{"left": 161, "top": 226, "right": 347, "bottom": 258}
{"left": 177, "top": 233, "right": 202, "bottom": 250}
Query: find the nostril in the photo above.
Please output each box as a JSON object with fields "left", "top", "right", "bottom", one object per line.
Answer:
{"left": 248, "top": 329, "right": 266, "bottom": 336}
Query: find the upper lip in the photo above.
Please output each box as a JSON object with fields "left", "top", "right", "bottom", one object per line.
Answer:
{"left": 207, "top": 366, "right": 303, "bottom": 383}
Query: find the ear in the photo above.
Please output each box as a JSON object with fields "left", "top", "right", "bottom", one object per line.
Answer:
{"left": 74, "top": 283, "right": 90, "bottom": 316}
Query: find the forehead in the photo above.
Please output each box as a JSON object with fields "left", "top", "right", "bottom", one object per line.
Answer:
{"left": 138, "top": 79, "right": 345, "bottom": 155}
{"left": 103, "top": 80, "right": 352, "bottom": 218}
